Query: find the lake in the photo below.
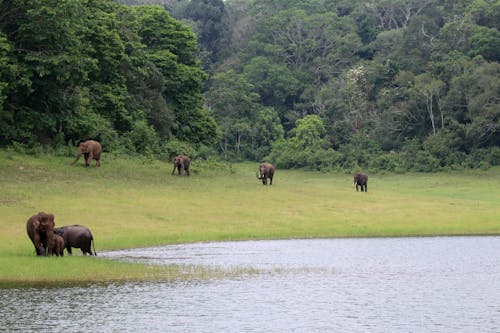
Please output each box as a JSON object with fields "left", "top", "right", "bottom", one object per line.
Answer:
{"left": 1, "top": 237, "right": 499, "bottom": 332}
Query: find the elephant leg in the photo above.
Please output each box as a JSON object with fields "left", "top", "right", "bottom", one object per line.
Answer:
{"left": 269, "top": 176, "right": 273, "bottom": 185}
{"left": 33, "top": 234, "right": 44, "bottom": 256}
{"left": 66, "top": 246, "right": 73, "bottom": 255}
{"left": 38, "top": 245, "right": 46, "bottom": 256}
{"left": 86, "top": 151, "right": 94, "bottom": 167}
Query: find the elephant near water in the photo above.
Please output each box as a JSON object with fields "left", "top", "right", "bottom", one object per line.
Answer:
{"left": 257, "top": 163, "right": 275, "bottom": 185}
{"left": 172, "top": 155, "right": 190, "bottom": 176}
{"left": 47, "top": 233, "right": 65, "bottom": 256}
{"left": 72, "top": 140, "right": 101, "bottom": 167}
{"left": 26, "top": 212, "right": 55, "bottom": 256}
{"left": 55, "top": 225, "right": 96, "bottom": 255}
{"left": 353, "top": 172, "right": 368, "bottom": 192}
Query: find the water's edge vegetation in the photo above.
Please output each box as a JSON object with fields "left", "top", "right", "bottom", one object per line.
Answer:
{"left": 1, "top": 150, "right": 499, "bottom": 287}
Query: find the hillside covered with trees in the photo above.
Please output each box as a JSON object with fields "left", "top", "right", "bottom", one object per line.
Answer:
{"left": 1, "top": 0, "right": 499, "bottom": 171}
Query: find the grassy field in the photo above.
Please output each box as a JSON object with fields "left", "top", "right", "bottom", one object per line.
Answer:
{"left": 1, "top": 149, "right": 499, "bottom": 287}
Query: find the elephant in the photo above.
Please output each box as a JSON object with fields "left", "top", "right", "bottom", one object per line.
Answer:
{"left": 55, "top": 225, "right": 96, "bottom": 255}
{"left": 72, "top": 140, "right": 101, "bottom": 167}
{"left": 47, "top": 233, "right": 65, "bottom": 256}
{"left": 26, "top": 212, "right": 55, "bottom": 256}
{"left": 256, "top": 163, "right": 275, "bottom": 185}
{"left": 172, "top": 155, "right": 190, "bottom": 176}
{"left": 353, "top": 172, "right": 368, "bottom": 192}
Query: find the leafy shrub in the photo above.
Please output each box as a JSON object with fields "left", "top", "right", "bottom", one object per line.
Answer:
{"left": 125, "top": 121, "right": 161, "bottom": 155}
{"left": 161, "top": 139, "right": 197, "bottom": 161}
{"left": 370, "top": 151, "right": 404, "bottom": 172}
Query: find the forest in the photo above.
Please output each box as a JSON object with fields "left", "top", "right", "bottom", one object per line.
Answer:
{"left": 1, "top": 0, "right": 499, "bottom": 171}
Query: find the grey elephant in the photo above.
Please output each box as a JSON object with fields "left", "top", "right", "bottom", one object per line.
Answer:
{"left": 55, "top": 225, "right": 96, "bottom": 255}
{"left": 353, "top": 172, "right": 368, "bottom": 192}
{"left": 172, "top": 155, "right": 190, "bottom": 176}
{"left": 257, "top": 163, "right": 275, "bottom": 185}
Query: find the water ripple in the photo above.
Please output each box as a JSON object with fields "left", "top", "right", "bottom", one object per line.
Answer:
{"left": 2, "top": 237, "right": 500, "bottom": 332}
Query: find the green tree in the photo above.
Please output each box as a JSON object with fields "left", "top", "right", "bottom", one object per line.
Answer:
{"left": 134, "top": 5, "right": 218, "bottom": 145}
{"left": 243, "top": 56, "right": 299, "bottom": 115}
{"left": 0, "top": 32, "right": 26, "bottom": 143}
{"left": 205, "top": 70, "right": 281, "bottom": 159}
{"left": 183, "top": 0, "right": 229, "bottom": 68}
{"left": 443, "top": 60, "right": 500, "bottom": 149}
{"left": 268, "top": 114, "right": 339, "bottom": 170}
{"left": 0, "top": 0, "right": 99, "bottom": 143}
{"left": 414, "top": 73, "right": 445, "bottom": 135}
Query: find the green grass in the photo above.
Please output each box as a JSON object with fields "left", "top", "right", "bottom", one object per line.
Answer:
{"left": 1, "top": 149, "right": 499, "bottom": 287}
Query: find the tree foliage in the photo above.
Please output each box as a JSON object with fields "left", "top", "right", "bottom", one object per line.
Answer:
{"left": 2, "top": 0, "right": 499, "bottom": 171}
{"left": 0, "top": 0, "right": 217, "bottom": 154}
{"left": 202, "top": 0, "right": 499, "bottom": 170}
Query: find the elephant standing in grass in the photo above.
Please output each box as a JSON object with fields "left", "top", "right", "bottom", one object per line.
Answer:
{"left": 55, "top": 225, "right": 96, "bottom": 255}
{"left": 172, "top": 155, "right": 190, "bottom": 176}
{"left": 353, "top": 172, "right": 368, "bottom": 192}
{"left": 257, "top": 163, "right": 275, "bottom": 185}
{"left": 26, "top": 212, "right": 55, "bottom": 256}
{"left": 72, "top": 140, "right": 101, "bottom": 167}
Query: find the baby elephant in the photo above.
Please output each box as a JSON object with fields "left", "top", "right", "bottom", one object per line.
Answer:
{"left": 46, "top": 233, "right": 65, "bottom": 256}
{"left": 353, "top": 172, "right": 368, "bottom": 192}
{"left": 55, "top": 225, "right": 96, "bottom": 255}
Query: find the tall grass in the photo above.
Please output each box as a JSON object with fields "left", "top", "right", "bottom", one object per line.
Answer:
{"left": 1, "top": 149, "right": 499, "bottom": 286}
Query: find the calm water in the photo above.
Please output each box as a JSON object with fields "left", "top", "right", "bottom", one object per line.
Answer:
{"left": 1, "top": 237, "right": 499, "bottom": 332}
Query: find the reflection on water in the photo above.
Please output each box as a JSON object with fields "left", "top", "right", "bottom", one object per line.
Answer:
{"left": 1, "top": 237, "right": 500, "bottom": 332}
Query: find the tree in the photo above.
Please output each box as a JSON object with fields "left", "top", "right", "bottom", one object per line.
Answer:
{"left": 134, "top": 5, "right": 218, "bottom": 145}
{"left": 294, "top": 114, "right": 327, "bottom": 149}
{"left": 183, "top": 0, "right": 229, "bottom": 68}
{"left": 467, "top": 25, "right": 500, "bottom": 61}
{"left": 342, "top": 66, "right": 371, "bottom": 131}
{"left": 0, "top": 0, "right": 101, "bottom": 143}
{"left": 205, "top": 70, "right": 282, "bottom": 159}
{"left": 0, "top": 32, "right": 25, "bottom": 143}
{"left": 243, "top": 56, "right": 299, "bottom": 115}
{"left": 443, "top": 60, "right": 500, "bottom": 149}
{"left": 414, "top": 73, "right": 445, "bottom": 135}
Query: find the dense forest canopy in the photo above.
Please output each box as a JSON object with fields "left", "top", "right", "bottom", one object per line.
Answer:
{"left": 0, "top": 0, "right": 217, "bottom": 156}
{"left": 1, "top": 0, "right": 499, "bottom": 171}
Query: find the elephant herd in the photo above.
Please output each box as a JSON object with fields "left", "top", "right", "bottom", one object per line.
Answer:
{"left": 26, "top": 212, "right": 96, "bottom": 257}
{"left": 28, "top": 140, "right": 367, "bottom": 256}
{"left": 71, "top": 139, "right": 368, "bottom": 190}
{"left": 168, "top": 155, "right": 368, "bottom": 191}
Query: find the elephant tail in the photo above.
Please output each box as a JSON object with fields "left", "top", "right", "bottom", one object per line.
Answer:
{"left": 91, "top": 236, "right": 97, "bottom": 256}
